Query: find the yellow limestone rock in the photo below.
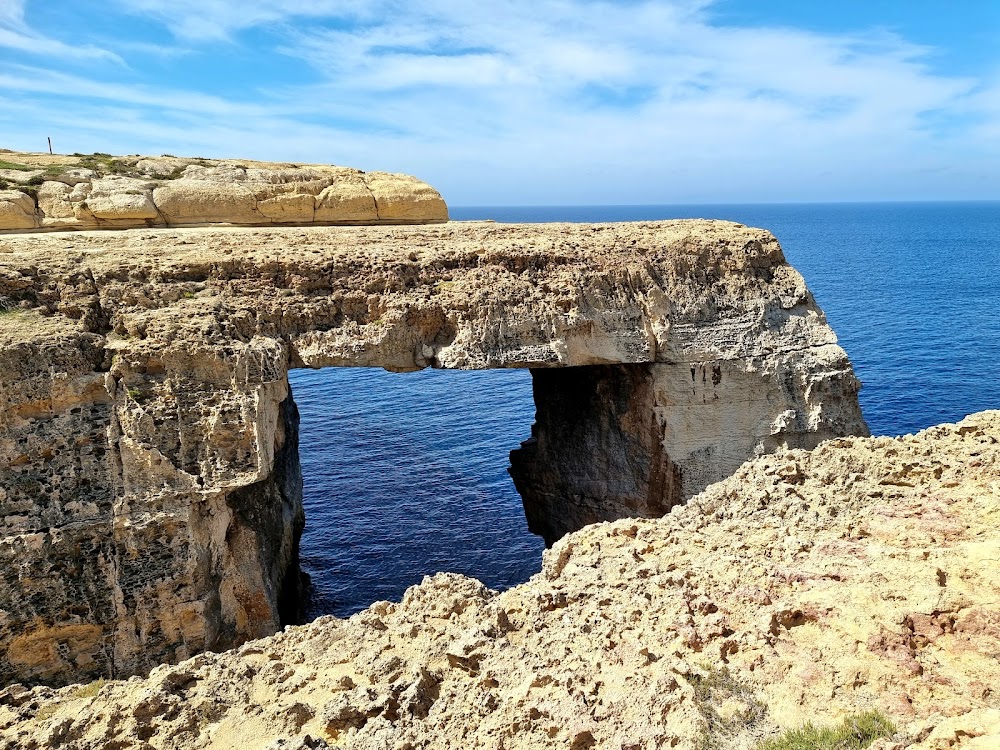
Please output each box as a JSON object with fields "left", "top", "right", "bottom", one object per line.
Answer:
{"left": 85, "top": 177, "right": 159, "bottom": 223}
{"left": 0, "top": 220, "right": 867, "bottom": 690}
{"left": 313, "top": 172, "right": 378, "bottom": 222}
{"left": 365, "top": 171, "right": 449, "bottom": 221}
{"left": 0, "top": 151, "right": 448, "bottom": 230}
{"left": 0, "top": 412, "right": 996, "bottom": 749}
{"left": 0, "top": 190, "right": 36, "bottom": 230}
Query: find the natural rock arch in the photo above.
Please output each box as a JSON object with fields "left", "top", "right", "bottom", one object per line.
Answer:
{"left": 0, "top": 219, "right": 866, "bottom": 685}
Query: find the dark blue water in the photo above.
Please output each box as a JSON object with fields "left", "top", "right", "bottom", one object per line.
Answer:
{"left": 291, "top": 367, "right": 540, "bottom": 618}
{"left": 293, "top": 202, "right": 1000, "bottom": 618}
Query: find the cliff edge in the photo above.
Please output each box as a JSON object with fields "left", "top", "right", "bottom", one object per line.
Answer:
{"left": 0, "top": 219, "right": 867, "bottom": 686}
{"left": 2, "top": 411, "right": 996, "bottom": 749}
{"left": 0, "top": 150, "right": 448, "bottom": 230}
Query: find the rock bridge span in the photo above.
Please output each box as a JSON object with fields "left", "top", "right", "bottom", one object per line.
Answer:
{"left": 0, "top": 220, "right": 866, "bottom": 685}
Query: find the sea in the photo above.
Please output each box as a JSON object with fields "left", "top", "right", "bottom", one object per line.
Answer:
{"left": 290, "top": 202, "right": 1000, "bottom": 619}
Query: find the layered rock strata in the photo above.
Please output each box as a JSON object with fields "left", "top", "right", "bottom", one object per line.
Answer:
{"left": 1, "top": 412, "right": 996, "bottom": 750}
{"left": 0, "top": 151, "right": 447, "bottom": 230}
{"left": 0, "top": 219, "right": 866, "bottom": 685}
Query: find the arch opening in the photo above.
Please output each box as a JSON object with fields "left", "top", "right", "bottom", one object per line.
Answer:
{"left": 288, "top": 366, "right": 544, "bottom": 619}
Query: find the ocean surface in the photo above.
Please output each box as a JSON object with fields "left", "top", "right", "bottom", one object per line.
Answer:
{"left": 291, "top": 202, "right": 1000, "bottom": 619}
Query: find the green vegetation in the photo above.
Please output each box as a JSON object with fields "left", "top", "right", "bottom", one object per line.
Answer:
{"left": 32, "top": 678, "right": 108, "bottom": 722}
{"left": 75, "top": 153, "right": 132, "bottom": 175}
{"left": 147, "top": 164, "right": 187, "bottom": 180}
{"left": 69, "top": 678, "right": 107, "bottom": 700}
{"left": 757, "top": 711, "right": 897, "bottom": 750}
{"left": 0, "top": 159, "right": 35, "bottom": 172}
{"left": 0, "top": 150, "right": 216, "bottom": 186}
{"left": 692, "top": 666, "right": 769, "bottom": 750}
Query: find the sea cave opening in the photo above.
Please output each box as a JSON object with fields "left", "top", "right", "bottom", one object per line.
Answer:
{"left": 288, "top": 365, "right": 545, "bottom": 619}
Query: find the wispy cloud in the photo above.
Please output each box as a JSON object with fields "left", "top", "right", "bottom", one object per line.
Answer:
{"left": 0, "top": 1, "right": 996, "bottom": 202}
{"left": 0, "top": 64, "right": 280, "bottom": 118}
{"left": 112, "top": 0, "right": 376, "bottom": 41}
{"left": 0, "top": 0, "right": 121, "bottom": 62}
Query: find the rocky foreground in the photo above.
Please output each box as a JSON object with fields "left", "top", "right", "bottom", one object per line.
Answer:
{"left": 2, "top": 411, "right": 997, "bottom": 750}
{"left": 0, "top": 150, "right": 447, "bottom": 230}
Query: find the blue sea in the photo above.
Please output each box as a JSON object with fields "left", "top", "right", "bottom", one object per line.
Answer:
{"left": 291, "top": 202, "right": 1000, "bottom": 619}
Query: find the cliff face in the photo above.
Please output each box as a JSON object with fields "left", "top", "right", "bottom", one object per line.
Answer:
{"left": 511, "top": 343, "right": 864, "bottom": 544}
{"left": 0, "top": 219, "right": 866, "bottom": 685}
{"left": 2, "top": 412, "right": 996, "bottom": 750}
{"left": 0, "top": 151, "right": 447, "bottom": 231}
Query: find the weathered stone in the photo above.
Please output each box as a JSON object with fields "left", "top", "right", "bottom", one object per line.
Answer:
{"left": 1, "top": 412, "right": 996, "bottom": 749}
{"left": 365, "top": 171, "right": 449, "bottom": 221}
{"left": 0, "top": 191, "right": 36, "bottom": 230}
{"left": 0, "top": 151, "right": 448, "bottom": 231}
{"left": 85, "top": 177, "right": 159, "bottom": 224}
{"left": 313, "top": 174, "right": 377, "bottom": 223}
{"left": 0, "top": 219, "right": 866, "bottom": 686}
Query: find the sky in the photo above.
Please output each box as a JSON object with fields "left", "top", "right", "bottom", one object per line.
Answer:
{"left": 0, "top": 0, "right": 997, "bottom": 205}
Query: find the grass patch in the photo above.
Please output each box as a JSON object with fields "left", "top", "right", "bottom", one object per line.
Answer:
{"left": 74, "top": 153, "right": 134, "bottom": 176}
{"left": 30, "top": 678, "right": 109, "bottom": 723}
{"left": 0, "top": 161, "right": 70, "bottom": 180}
{"left": 692, "top": 666, "right": 770, "bottom": 750}
{"left": 126, "top": 387, "right": 144, "bottom": 402}
{"left": 758, "top": 711, "right": 897, "bottom": 750}
{"left": 1, "top": 152, "right": 214, "bottom": 182}
{"left": 0, "top": 159, "right": 36, "bottom": 172}
{"left": 148, "top": 164, "right": 188, "bottom": 180}
{"left": 69, "top": 678, "right": 107, "bottom": 700}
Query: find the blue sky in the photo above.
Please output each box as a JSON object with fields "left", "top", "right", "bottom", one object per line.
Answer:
{"left": 1, "top": 1, "right": 997, "bottom": 204}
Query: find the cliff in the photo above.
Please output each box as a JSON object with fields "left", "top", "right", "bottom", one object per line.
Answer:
{"left": 2, "top": 411, "right": 996, "bottom": 749}
{"left": 0, "top": 219, "right": 867, "bottom": 686}
{"left": 0, "top": 151, "right": 447, "bottom": 230}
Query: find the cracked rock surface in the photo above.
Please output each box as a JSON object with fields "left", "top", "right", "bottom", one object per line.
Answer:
{"left": 0, "top": 151, "right": 447, "bottom": 231}
{"left": 0, "top": 219, "right": 865, "bottom": 685}
{"left": 1, "top": 411, "right": 997, "bottom": 749}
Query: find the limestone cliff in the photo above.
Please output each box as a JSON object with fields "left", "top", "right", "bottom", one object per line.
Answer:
{"left": 0, "top": 219, "right": 866, "bottom": 686}
{"left": 0, "top": 150, "right": 447, "bottom": 230}
{"left": 1, "top": 412, "right": 996, "bottom": 750}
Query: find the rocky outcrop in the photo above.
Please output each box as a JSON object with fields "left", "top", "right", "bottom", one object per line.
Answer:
{"left": 0, "top": 219, "right": 866, "bottom": 685}
{"left": 2, "top": 411, "right": 996, "bottom": 750}
{"left": 0, "top": 151, "right": 447, "bottom": 230}
{"left": 510, "top": 341, "right": 864, "bottom": 544}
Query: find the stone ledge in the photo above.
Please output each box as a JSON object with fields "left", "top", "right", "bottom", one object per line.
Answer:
{"left": 0, "top": 152, "right": 448, "bottom": 231}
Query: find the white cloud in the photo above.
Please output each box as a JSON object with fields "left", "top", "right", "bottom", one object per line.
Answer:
{"left": 0, "top": 0, "right": 25, "bottom": 26}
{"left": 113, "top": 0, "right": 376, "bottom": 41}
{"left": 0, "top": 0, "right": 996, "bottom": 202}
{"left": 0, "top": 0, "right": 121, "bottom": 62}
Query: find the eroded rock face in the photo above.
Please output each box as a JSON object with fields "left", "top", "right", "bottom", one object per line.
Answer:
{"left": 511, "top": 347, "right": 864, "bottom": 545}
{"left": 0, "top": 152, "right": 447, "bottom": 231}
{"left": 0, "top": 219, "right": 866, "bottom": 685}
{"left": 511, "top": 364, "right": 684, "bottom": 544}
{"left": 1, "top": 412, "right": 996, "bottom": 750}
